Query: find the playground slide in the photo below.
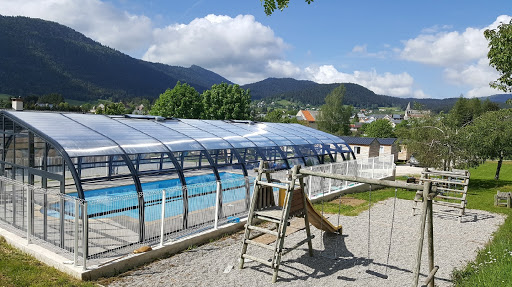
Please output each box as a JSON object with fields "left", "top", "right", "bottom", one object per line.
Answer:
{"left": 278, "top": 188, "right": 342, "bottom": 234}
{"left": 304, "top": 196, "right": 343, "bottom": 234}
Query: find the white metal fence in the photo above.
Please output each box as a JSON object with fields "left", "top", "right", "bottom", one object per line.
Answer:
{"left": 308, "top": 155, "right": 396, "bottom": 199}
{"left": 0, "top": 155, "right": 394, "bottom": 267}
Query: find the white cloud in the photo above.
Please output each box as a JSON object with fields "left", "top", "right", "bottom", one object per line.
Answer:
{"left": 143, "top": 14, "right": 289, "bottom": 84}
{"left": 0, "top": 0, "right": 153, "bottom": 54}
{"left": 401, "top": 15, "right": 512, "bottom": 66}
{"left": 302, "top": 65, "right": 423, "bottom": 98}
{"left": 400, "top": 15, "right": 512, "bottom": 97}
{"left": 352, "top": 44, "right": 367, "bottom": 53}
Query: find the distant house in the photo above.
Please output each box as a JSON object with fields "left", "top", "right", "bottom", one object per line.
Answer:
{"left": 340, "top": 136, "right": 399, "bottom": 161}
{"left": 377, "top": 138, "right": 398, "bottom": 162}
{"left": 296, "top": 110, "right": 318, "bottom": 123}
{"left": 397, "top": 142, "right": 413, "bottom": 162}
{"left": 349, "top": 122, "right": 363, "bottom": 133}
{"left": 404, "top": 102, "right": 430, "bottom": 120}
{"left": 340, "top": 136, "right": 380, "bottom": 159}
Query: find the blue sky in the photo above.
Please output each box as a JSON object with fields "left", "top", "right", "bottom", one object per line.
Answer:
{"left": 2, "top": 0, "right": 511, "bottom": 99}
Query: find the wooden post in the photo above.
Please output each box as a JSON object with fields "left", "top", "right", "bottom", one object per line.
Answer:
{"left": 427, "top": 192, "right": 434, "bottom": 287}
{"left": 412, "top": 181, "right": 431, "bottom": 287}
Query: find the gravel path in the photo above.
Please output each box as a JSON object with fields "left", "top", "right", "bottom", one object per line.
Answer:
{"left": 106, "top": 199, "right": 505, "bottom": 287}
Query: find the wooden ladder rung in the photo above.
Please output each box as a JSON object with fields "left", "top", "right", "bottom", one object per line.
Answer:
{"left": 247, "top": 225, "right": 279, "bottom": 236}
{"left": 437, "top": 195, "right": 463, "bottom": 201}
{"left": 426, "top": 178, "right": 467, "bottom": 185}
{"left": 437, "top": 186, "right": 466, "bottom": 193}
{"left": 242, "top": 254, "right": 273, "bottom": 267}
{"left": 254, "top": 215, "right": 282, "bottom": 224}
{"left": 432, "top": 200, "right": 464, "bottom": 208}
{"left": 256, "top": 180, "right": 288, "bottom": 189}
{"left": 245, "top": 239, "right": 276, "bottom": 251}
{"left": 270, "top": 179, "right": 293, "bottom": 185}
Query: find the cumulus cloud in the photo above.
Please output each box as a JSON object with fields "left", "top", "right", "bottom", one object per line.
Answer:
{"left": 0, "top": 0, "right": 153, "bottom": 54}
{"left": 143, "top": 14, "right": 289, "bottom": 84}
{"left": 302, "top": 65, "right": 423, "bottom": 98}
{"left": 400, "top": 15, "right": 512, "bottom": 97}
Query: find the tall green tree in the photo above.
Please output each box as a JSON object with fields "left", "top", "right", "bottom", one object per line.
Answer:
{"left": 365, "top": 119, "right": 395, "bottom": 138}
{"left": 461, "top": 109, "right": 512, "bottom": 180}
{"left": 485, "top": 20, "right": 512, "bottom": 92}
{"left": 317, "top": 85, "right": 352, "bottom": 136}
{"left": 201, "top": 83, "right": 251, "bottom": 120}
{"left": 150, "top": 82, "right": 201, "bottom": 118}
{"left": 261, "top": 0, "right": 314, "bottom": 15}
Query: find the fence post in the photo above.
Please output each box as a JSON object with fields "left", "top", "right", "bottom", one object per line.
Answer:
{"left": 74, "top": 199, "right": 79, "bottom": 266}
{"left": 214, "top": 181, "right": 221, "bottom": 229}
{"left": 371, "top": 157, "right": 375, "bottom": 179}
{"left": 82, "top": 201, "right": 88, "bottom": 271}
{"left": 344, "top": 161, "right": 349, "bottom": 188}
{"left": 160, "top": 189, "right": 166, "bottom": 247}
{"left": 26, "top": 185, "right": 31, "bottom": 244}
{"left": 328, "top": 163, "right": 333, "bottom": 193}
{"left": 308, "top": 167, "right": 313, "bottom": 198}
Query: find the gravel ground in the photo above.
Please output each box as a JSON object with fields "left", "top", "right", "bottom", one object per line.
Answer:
{"left": 106, "top": 199, "right": 505, "bottom": 287}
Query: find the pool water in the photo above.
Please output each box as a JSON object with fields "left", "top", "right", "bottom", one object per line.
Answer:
{"left": 46, "top": 172, "right": 249, "bottom": 221}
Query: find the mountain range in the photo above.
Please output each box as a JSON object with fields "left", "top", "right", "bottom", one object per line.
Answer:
{"left": 1, "top": 15, "right": 511, "bottom": 110}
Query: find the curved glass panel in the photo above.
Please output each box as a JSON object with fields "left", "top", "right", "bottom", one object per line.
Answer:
{"left": 6, "top": 111, "right": 122, "bottom": 157}
{"left": 160, "top": 120, "right": 232, "bottom": 150}
{"left": 189, "top": 120, "right": 255, "bottom": 148}
{"left": 114, "top": 118, "right": 203, "bottom": 151}
{"left": 65, "top": 114, "right": 168, "bottom": 154}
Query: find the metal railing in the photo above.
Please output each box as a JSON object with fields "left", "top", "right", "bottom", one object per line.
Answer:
{"left": 0, "top": 155, "right": 394, "bottom": 267}
{"left": 308, "top": 155, "right": 395, "bottom": 198}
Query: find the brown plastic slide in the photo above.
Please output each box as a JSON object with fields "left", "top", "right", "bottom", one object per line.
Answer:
{"left": 304, "top": 195, "right": 343, "bottom": 234}
{"left": 279, "top": 188, "right": 342, "bottom": 234}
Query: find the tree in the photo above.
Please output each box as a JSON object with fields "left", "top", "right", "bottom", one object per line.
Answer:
{"left": 150, "top": 82, "right": 201, "bottom": 118}
{"left": 264, "top": 110, "right": 286, "bottom": 122}
{"left": 484, "top": 20, "right": 512, "bottom": 92}
{"left": 461, "top": 109, "right": 512, "bottom": 180}
{"left": 201, "top": 83, "right": 251, "bottom": 120}
{"left": 396, "top": 114, "right": 468, "bottom": 170}
{"left": 95, "top": 102, "right": 126, "bottom": 115}
{"left": 316, "top": 85, "right": 352, "bottom": 136}
{"left": 365, "top": 119, "right": 395, "bottom": 138}
{"left": 261, "top": 0, "right": 314, "bottom": 15}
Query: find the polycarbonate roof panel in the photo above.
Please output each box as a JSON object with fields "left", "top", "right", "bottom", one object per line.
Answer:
{"left": 3, "top": 111, "right": 346, "bottom": 157}
{"left": 261, "top": 122, "right": 311, "bottom": 145}
{"left": 159, "top": 120, "right": 232, "bottom": 150}
{"left": 271, "top": 123, "right": 323, "bottom": 144}
{"left": 5, "top": 111, "right": 123, "bottom": 157}
{"left": 65, "top": 114, "right": 168, "bottom": 154}
{"left": 113, "top": 118, "right": 204, "bottom": 151}
{"left": 185, "top": 119, "right": 255, "bottom": 148}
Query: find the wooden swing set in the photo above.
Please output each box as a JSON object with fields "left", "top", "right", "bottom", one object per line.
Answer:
{"left": 239, "top": 160, "right": 440, "bottom": 287}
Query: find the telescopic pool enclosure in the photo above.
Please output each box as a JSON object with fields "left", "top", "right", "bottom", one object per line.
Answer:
{"left": 0, "top": 111, "right": 375, "bottom": 264}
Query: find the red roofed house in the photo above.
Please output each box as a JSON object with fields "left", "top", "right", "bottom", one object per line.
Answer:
{"left": 296, "top": 110, "right": 319, "bottom": 128}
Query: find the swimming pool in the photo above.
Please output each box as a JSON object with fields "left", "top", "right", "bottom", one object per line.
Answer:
{"left": 46, "top": 172, "right": 249, "bottom": 221}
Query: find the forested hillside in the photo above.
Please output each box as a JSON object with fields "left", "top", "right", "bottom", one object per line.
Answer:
{"left": 0, "top": 15, "right": 231, "bottom": 101}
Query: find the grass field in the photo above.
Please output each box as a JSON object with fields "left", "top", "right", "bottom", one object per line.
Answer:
{"left": 0, "top": 237, "right": 96, "bottom": 287}
{"left": 0, "top": 162, "right": 510, "bottom": 286}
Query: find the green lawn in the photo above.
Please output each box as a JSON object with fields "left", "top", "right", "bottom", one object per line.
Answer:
{"left": 0, "top": 237, "right": 96, "bottom": 287}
